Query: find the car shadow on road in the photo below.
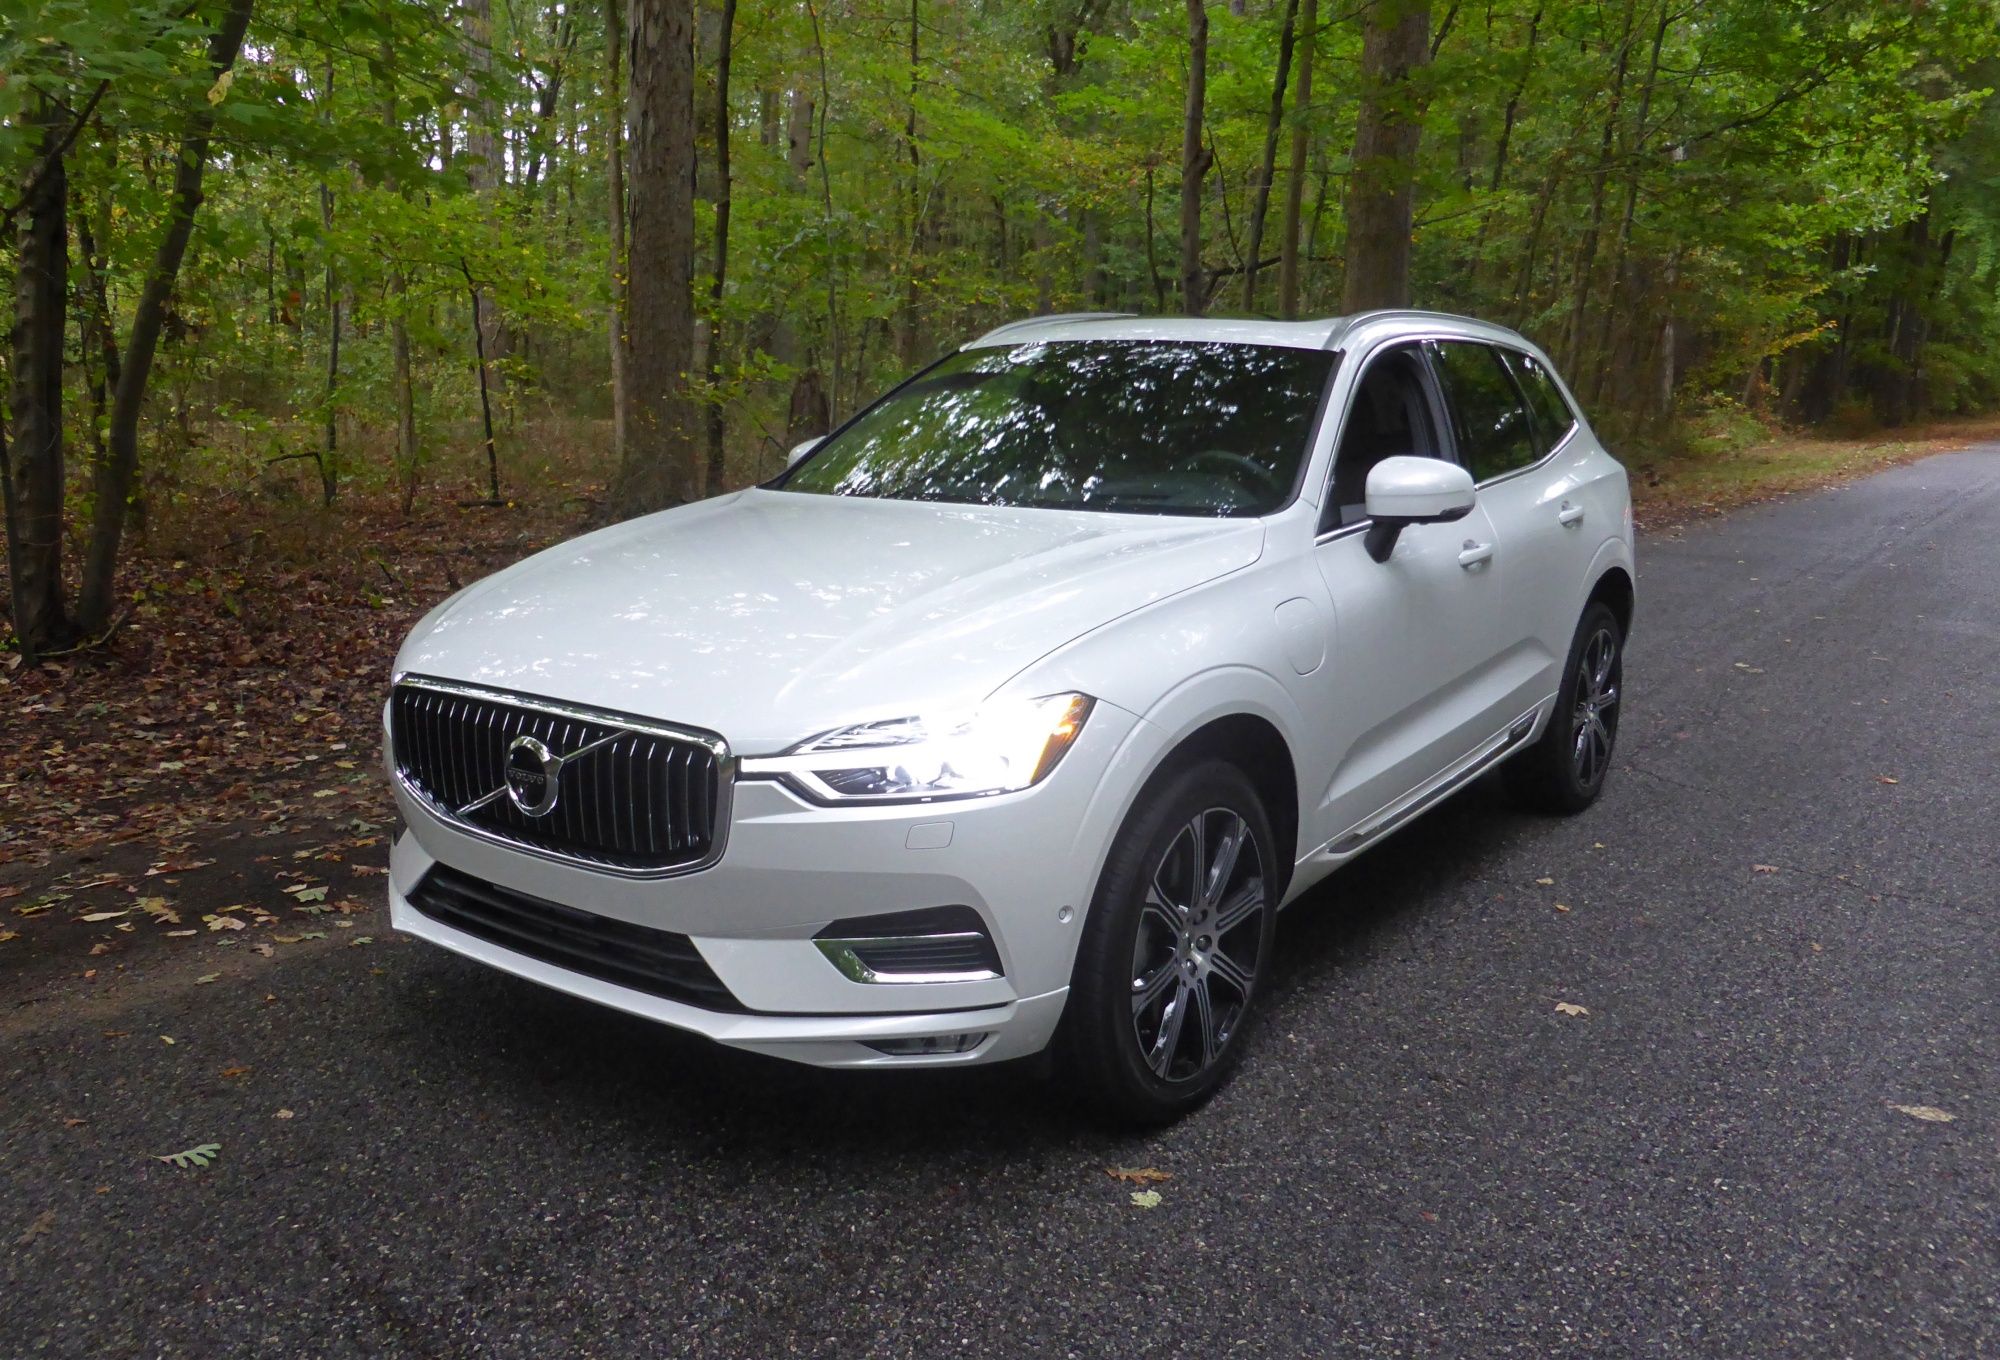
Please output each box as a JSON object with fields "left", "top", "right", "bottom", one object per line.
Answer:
{"left": 390, "top": 775, "right": 1537, "bottom": 1158}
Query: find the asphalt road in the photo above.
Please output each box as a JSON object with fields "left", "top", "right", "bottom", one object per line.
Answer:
{"left": 5, "top": 450, "right": 1997, "bottom": 1358}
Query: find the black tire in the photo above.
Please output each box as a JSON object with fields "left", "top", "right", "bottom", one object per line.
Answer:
{"left": 1505, "top": 601, "right": 1624, "bottom": 814}
{"left": 1055, "top": 758, "right": 1279, "bottom": 1127}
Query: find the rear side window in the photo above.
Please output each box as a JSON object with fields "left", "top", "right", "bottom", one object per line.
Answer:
{"left": 1505, "top": 349, "right": 1578, "bottom": 456}
{"left": 1428, "top": 341, "right": 1538, "bottom": 482}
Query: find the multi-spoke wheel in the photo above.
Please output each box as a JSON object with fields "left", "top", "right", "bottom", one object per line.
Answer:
{"left": 1507, "top": 600, "right": 1626, "bottom": 813}
{"left": 1570, "top": 624, "right": 1621, "bottom": 789}
{"left": 1056, "top": 759, "right": 1278, "bottom": 1125}
{"left": 1129, "top": 809, "right": 1267, "bottom": 1082}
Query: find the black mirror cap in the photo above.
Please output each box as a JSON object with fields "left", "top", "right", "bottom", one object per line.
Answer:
{"left": 1364, "top": 501, "right": 1474, "bottom": 562}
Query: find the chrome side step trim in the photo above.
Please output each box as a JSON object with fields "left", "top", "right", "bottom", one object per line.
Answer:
{"left": 1318, "top": 698, "right": 1554, "bottom": 861}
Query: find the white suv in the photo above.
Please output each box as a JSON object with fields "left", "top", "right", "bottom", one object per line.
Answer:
{"left": 385, "top": 310, "right": 1634, "bottom": 1123}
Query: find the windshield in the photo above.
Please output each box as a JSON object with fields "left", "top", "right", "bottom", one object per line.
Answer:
{"left": 777, "top": 340, "right": 1337, "bottom": 516}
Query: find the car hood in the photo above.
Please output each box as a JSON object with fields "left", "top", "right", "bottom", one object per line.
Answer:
{"left": 394, "top": 488, "right": 1264, "bottom": 752}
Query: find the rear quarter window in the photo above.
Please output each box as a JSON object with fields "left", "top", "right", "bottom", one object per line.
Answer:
{"left": 1505, "top": 350, "right": 1578, "bottom": 457}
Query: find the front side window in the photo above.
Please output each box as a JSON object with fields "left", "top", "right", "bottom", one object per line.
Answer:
{"left": 1327, "top": 345, "right": 1445, "bottom": 528}
{"left": 779, "top": 340, "right": 1337, "bottom": 517}
{"left": 1504, "top": 349, "right": 1578, "bottom": 456}
{"left": 1428, "top": 340, "right": 1538, "bottom": 482}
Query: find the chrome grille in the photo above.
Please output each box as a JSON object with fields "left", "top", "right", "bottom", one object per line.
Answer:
{"left": 390, "top": 678, "right": 728, "bottom": 875}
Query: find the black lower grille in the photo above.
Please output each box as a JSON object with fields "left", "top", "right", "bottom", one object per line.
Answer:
{"left": 390, "top": 680, "right": 725, "bottom": 874}
{"left": 408, "top": 864, "right": 744, "bottom": 1012}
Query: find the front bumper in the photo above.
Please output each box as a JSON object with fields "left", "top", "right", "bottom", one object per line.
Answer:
{"left": 387, "top": 700, "right": 1146, "bottom": 1067}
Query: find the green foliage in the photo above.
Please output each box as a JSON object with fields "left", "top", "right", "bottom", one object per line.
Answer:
{"left": 7, "top": 0, "right": 2000, "bottom": 526}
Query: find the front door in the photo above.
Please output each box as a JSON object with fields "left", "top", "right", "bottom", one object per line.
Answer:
{"left": 1302, "top": 343, "right": 1512, "bottom": 851}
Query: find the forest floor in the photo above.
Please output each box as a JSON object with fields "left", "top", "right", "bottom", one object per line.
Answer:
{"left": 2, "top": 408, "right": 1995, "bottom": 980}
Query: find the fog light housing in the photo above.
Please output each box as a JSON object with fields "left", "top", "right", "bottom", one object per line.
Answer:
{"left": 814, "top": 906, "right": 1002, "bottom": 983}
{"left": 862, "top": 1032, "right": 990, "bottom": 1057}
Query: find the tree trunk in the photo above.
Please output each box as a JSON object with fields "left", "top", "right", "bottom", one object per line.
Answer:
{"left": 1241, "top": 0, "right": 1299, "bottom": 313}
{"left": 5, "top": 96, "right": 74, "bottom": 659}
{"left": 1342, "top": 0, "right": 1430, "bottom": 313}
{"left": 613, "top": 0, "right": 701, "bottom": 516}
{"left": 75, "top": 0, "right": 254, "bottom": 635}
{"left": 1561, "top": 0, "right": 1635, "bottom": 374}
{"left": 702, "top": 0, "right": 736, "bottom": 495}
{"left": 318, "top": 177, "right": 341, "bottom": 507}
{"left": 1277, "top": 0, "right": 1316, "bottom": 318}
{"left": 897, "top": 0, "right": 925, "bottom": 367}
{"left": 462, "top": 0, "right": 509, "bottom": 389}
{"left": 1179, "top": 0, "right": 1213, "bottom": 314}
{"left": 606, "top": 0, "right": 629, "bottom": 464}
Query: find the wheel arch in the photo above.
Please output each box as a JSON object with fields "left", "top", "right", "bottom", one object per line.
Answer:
{"left": 1118, "top": 711, "right": 1301, "bottom": 905}
{"left": 1587, "top": 564, "right": 1635, "bottom": 637}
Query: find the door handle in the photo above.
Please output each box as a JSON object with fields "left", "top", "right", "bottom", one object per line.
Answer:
{"left": 1557, "top": 501, "right": 1585, "bottom": 527}
{"left": 1457, "top": 540, "right": 1495, "bottom": 569}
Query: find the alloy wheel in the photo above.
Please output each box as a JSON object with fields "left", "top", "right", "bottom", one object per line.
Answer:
{"left": 1129, "top": 808, "right": 1267, "bottom": 1083}
{"left": 1571, "top": 626, "right": 1621, "bottom": 788}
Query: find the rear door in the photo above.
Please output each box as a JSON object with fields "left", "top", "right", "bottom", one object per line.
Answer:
{"left": 1425, "top": 340, "right": 1581, "bottom": 720}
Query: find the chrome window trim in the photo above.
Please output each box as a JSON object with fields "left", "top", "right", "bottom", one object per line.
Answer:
{"left": 389, "top": 672, "right": 736, "bottom": 880}
{"left": 1314, "top": 333, "right": 1582, "bottom": 538}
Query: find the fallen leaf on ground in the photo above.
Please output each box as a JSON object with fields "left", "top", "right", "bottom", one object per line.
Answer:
{"left": 0, "top": 930, "right": 18, "bottom": 943}
{"left": 348, "top": 935, "right": 374, "bottom": 946}
{"left": 195, "top": 973, "right": 221, "bottom": 985}
{"left": 274, "top": 1108, "right": 295, "bottom": 1120}
{"left": 1876, "top": 775, "right": 1900, "bottom": 785}
{"left": 145, "top": 860, "right": 214, "bottom": 877}
{"left": 155, "top": 1142, "right": 222, "bottom": 1169}
{"left": 203, "top": 915, "right": 246, "bottom": 932}
{"left": 284, "top": 885, "right": 330, "bottom": 903}
{"left": 138, "top": 897, "right": 181, "bottom": 924}
{"left": 1554, "top": 1002, "right": 1590, "bottom": 1017}
{"left": 165, "top": 929, "right": 196, "bottom": 937}
{"left": 1554, "top": 903, "right": 1571, "bottom": 913}
{"left": 13, "top": 902, "right": 51, "bottom": 917}
{"left": 63, "top": 1117, "right": 87, "bottom": 1128}
{"left": 160, "top": 1035, "right": 176, "bottom": 1045}
{"left": 1752, "top": 864, "right": 1779, "bottom": 874}
{"left": 1107, "top": 1167, "right": 1173, "bottom": 1185}
{"left": 219, "top": 1065, "right": 251, "bottom": 1079}
{"left": 1890, "top": 1105, "right": 1955, "bottom": 1123}
{"left": 1535, "top": 877, "right": 1555, "bottom": 886}
{"left": 89, "top": 943, "right": 110, "bottom": 956}
{"left": 1129, "top": 1189, "right": 1163, "bottom": 1209}
{"left": 0, "top": 884, "right": 22, "bottom": 900}
{"left": 15, "top": 1209, "right": 55, "bottom": 1246}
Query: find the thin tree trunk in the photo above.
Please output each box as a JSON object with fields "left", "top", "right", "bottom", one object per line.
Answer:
{"left": 1242, "top": 0, "right": 1299, "bottom": 313}
{"left": 464, "top": 266, "right": 501, "bottom": 501}
{"left": 6, "top": 96, "right": 73, "bottom": 658}
{"left": 702, "top": 0, "right": 736, "bottom": 494}
{"left": 1585, "top": 2, "right": 1668, "bottom": 406}
{"left": 606, "top": 0, "right": 629, "bottom": 464}
{"left": 1179, "top": 0, "right": 1213, "bottom": 313}
{"left": 613, "top": 0, "right": 702, "bottom": 515}
{"left": 318, "top": 176, "right": 340, "bottom": 507}
{"left": 75, "top": 0, "right": 254, "bottom": 634}
{"left": 1277, "top": 0, "right": 1316, "bottom": 318}
{"left": 897, "top": 0, "right": 924, "bottom": 365}
{"left": 1342, "top": 0, "right": 1430, "bottom": 313}
{"left": 1562, "top": 0, "right": 1636, "bottom": 373}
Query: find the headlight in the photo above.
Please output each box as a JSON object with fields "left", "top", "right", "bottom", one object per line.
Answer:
{"left": 742, "top": 693, "right": 1094, "bottom": 804}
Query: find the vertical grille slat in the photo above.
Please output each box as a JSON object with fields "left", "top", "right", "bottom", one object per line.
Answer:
{"left": 388, "top": 681, "right": 725, "bottom": 873}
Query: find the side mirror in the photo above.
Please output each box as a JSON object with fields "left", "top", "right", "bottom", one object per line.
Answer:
{"left": 1362, "top": 456, "right": 1476, "bottom": 563}
{"left": 787, "top": 436, "right": 825, "bottom": 468}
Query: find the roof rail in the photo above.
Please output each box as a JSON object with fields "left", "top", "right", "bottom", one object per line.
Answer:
{"left": 970, "top": 312, "right": 1138, "bottom": 345}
